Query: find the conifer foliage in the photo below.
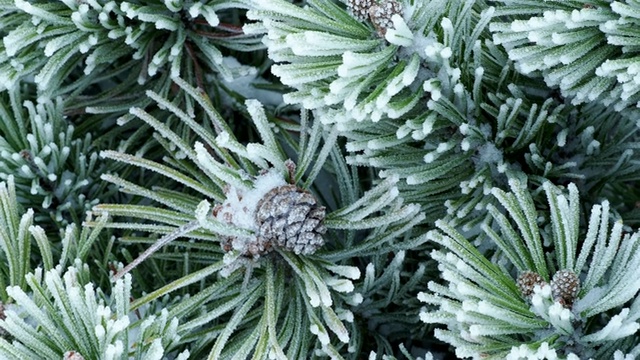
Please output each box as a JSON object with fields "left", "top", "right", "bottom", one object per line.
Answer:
{"left": 0, "top": 0, "right": 640, "bottom": 359}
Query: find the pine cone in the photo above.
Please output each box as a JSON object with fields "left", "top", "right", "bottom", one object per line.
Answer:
{"left": 517, "top": 271, "right": 547, "bottom": 299}
{"left": 551, "top": 269, "right": 580, "bottom": 308}
{"left": 255, "top": 184, "right": 326, "bottom": 255}
{"left": 368, "top": 0, "right": 402, "bottom": 36}
{"left": 347, "top": 0, "right": 373, "bottom": 22}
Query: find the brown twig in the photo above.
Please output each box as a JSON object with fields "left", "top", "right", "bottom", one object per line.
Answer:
{"left": 185, "top": 41, "right": 205, "bottom": 91}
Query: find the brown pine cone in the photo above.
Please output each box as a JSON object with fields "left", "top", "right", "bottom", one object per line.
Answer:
{"left": 347, "top": 0, "right": 373, "bottom": 22}
{"left": 517, "top": 271, "right": 547, "bottom": 299}
{"left": 369, "top": 0, "right": 403, "bottom": 36}
{"left": 255, "top": 185, "right": 326, "bottom": 255}
{"left": 551, "top": 269, "right": 580, "bottom": 308}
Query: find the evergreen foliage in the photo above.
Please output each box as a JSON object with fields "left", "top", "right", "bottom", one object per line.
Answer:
{"left": 420, "top": 178, "right": 640, "bottom": 359}
{"left": 0, "top": 0, "right": 639, "bottom": 359}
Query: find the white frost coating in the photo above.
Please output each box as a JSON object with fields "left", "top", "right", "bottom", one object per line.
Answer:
{"left": 338, "top": 52, "right": 361, "bottom": 78}
{"left": 476, "top": 143, "right": 503, "bottom": 166}
{"left": 581, "top": 308, "right": 640, "bottom": 342}
{"left": 403, "top": 55, "right": 420, "bottom": 85}
{"left": 326, "top": 264, "right": 361, "bottom": 280}
{"left": 507, "top": 343, "right": 558, "bottom": 360}
{"left": 216, "top": 131, "right": 231, "bottom": 146}
{"left": 79, "top": 34, "right": 98, "bottom": 53}
{"left": 163, "top": 0, "right": 181, "bottom": 12}
{"left": 530, "top": 284, "right": 552, "bottom": 319}
{"left": 440, "top": 47, "right": 452, "bottom": 59}
{"left": 325, "top": 278, "right": 354, "bottom": 293}
{"left": 424, "top": 43, "right": 442, "bottom": 59}
{"left": 547, "top": 302, "right": 573, "bottom": 335}
{"left": 385, "top": 14, "right": 414, "bottom": 47}
{"left": 189, "top": 2, "right": 220, "bottom": 26}
{"left": 574, "top": 286, "right": 606, "bottom": 314}
{"left": 453, "top": 83, "right": 464, "bottom": 95}
{"left": 437, "top": 141, "right": 454, "bottom": 153}
{"left": 337, "top": 309, "right": 354, "bottom": 323}
{"left": 449, "top": 67, "right": 461, "bottom": 83}
{"left": 215, "top": 168, "right": 286, "bottom": 232}
{"left": 423, "top": 79, "right": 441, "bottom": 100}
{"left": 174, "top": 351, "right": 190, "bottom": 360}
{"left": 329, "top": 76, "right": 358, "bottom": 95}
{"left": 105, "top": 341, "right": 124, "bottom": 360}
{"left": 460, "top": 137, "right": 470, "bottom": 151}
{"left": 95, "top": 324, "right": 106, "bottom": 339}
{"left": 455, "top": 282, "right": 475, "bottom": 297}
{"left": 586, "top": 139, "right": 600, "bottom": 155}
{"left": 441, "top": 17, "right": 453, "bottom": 31}
{"left": 556, "top": 129, "right": 568, "bottom": 147}
{"left": 145, "top": 339, "right": 165, "bottom": 360}
{"left": 350, "top": 293, "right": 363, "bottom": 305}
{"left": 288, "top": 32, "right": 377, "bottom": 57}
{"left": 13, "top": 0, "right": 34, "bottom": 14}
{"left": 2, "top": 27, "right": 23, "bottom": 56}
{"left": 338, "top": 47, "right": 394, "bottom": 78}
{"left": 396, "top": 125, "right": 412, "bottom": 139}
{"left": 310, "top": 324, "right": 330, "bottom": 345}
{"left": 188, "top": 2, "right": 202, "bottom": 17}
{"left": 154, "top": 18, "right": 178, "bottom": 31}
{"left": 424, "top": 152, "right": 437, "bottom": 163}
{"left": 195, "top": 142, "right": 252, "bottom": 191}
{"left": 613, "top": 350, "right": 636, "bottom": 360}
{"left": 322, "top": 306, "right": 350, "bottom": 343}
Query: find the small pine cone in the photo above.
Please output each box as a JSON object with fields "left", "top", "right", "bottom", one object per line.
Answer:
{"left": 255, "top": 185, "right": 326, "bottom": 255}
{"left": 347, "top": 0, "right": 373, "bottom": 22}
{"left": 517, "top": 271, "right": 547, "bottom": 299}
{"left": 369, "top": 0, "right": 403, "bottom": 36}
{"left": 551, "top": 269, "right": 580, "bottom": 308}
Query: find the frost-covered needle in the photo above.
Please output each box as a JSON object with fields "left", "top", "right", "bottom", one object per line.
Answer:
{"left": 113, "top": 220, "right": 202, "bottom": 281}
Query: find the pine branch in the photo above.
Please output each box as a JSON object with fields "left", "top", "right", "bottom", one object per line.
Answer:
{"left": 491, "top": 1, "right": 640, "bottom": 117}
{"left": 421, "top": 176, "right": 640, "bottom": 359}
